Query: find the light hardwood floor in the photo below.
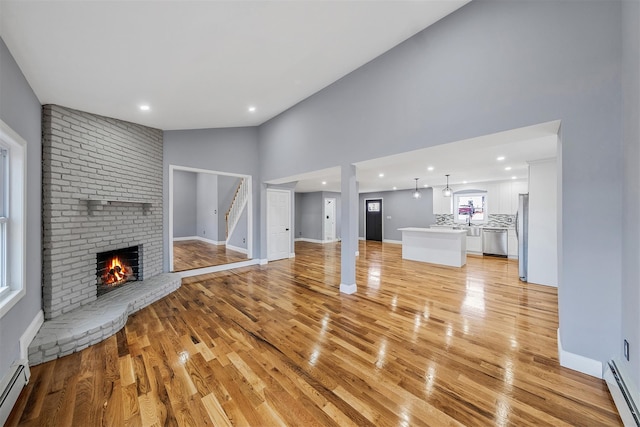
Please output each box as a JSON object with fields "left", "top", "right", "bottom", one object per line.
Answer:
{"left": 8, "top": 241, "right": 621, "bottom": 426}
{"left": 173, "top": 240, "right": 248, "bottom": 271}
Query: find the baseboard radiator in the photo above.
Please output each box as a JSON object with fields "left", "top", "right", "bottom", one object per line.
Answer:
{"left": 605, "top": 360, "right": 640, "bottom": 426}
{"left": 0, "top": 360, "right": 30, "bottom": 426}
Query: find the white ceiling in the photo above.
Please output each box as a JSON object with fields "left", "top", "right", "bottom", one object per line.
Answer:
{"left": 1, "top": 0, "right": 558, "bottom": 191}
{"left": 267, "top": 121, "right": 560, "bottom": 193}
{"left": 0, "top": 0, "right": 469, "bottom": 130}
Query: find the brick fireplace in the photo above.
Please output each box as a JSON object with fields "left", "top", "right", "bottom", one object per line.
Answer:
{"left": 29, "top": 105, "right": 181, "bottom": 365}
{"left": 41, "top": 105, "right": 164, "bottom": 320}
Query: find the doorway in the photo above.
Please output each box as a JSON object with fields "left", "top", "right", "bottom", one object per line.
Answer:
{"left": 324, "top": 198, "right": 336, "bottom": 242}
{"left": 267, "top": 188, "right": 292, "bottom": 261}
{"left": 365, "top": 198, "right": 383, "bottom": 241}
{"left": 169, "top": 165, "right": 253, "bottom": 273}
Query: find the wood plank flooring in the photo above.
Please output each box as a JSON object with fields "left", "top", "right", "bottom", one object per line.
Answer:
{"left": 173, "top": 240, "right": 248, "bottom": 272}
{"left": 8, "top": 241, "right": 621, "bottom": 426}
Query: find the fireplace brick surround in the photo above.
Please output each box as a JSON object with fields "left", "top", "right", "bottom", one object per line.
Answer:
{"left": 42, "top": 104, "right": 164, "bottom": 319}
{"left": 31, "top": 105, "right": 180, "bottom": 364}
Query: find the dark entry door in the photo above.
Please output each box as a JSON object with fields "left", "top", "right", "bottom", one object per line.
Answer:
{"left": 365, "top": 199, "right": 382, "bottom": 241}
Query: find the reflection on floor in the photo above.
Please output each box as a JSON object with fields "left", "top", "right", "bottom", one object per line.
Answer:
{"left": 173, "top": 239, "right": 248, "bottom": 271}
{"left": 8, "top": 241, "right": 621, "bottom": 426}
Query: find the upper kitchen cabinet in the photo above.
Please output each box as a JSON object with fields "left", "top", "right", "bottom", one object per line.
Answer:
{"left": 432, "top": 179, "right": 527, "bottom": 215}
{"left": 433, "top": 189, "right": 452, "bottom": 214}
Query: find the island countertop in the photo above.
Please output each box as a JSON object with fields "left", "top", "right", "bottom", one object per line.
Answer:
{"left": 398, "top": 227, "right": 468, "bottom": 234}
{"left": 398, "top": 227, "right": 467, "bottom": 267}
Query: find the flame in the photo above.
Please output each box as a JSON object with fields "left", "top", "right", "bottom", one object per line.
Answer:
{"left": 103, "top": 256, "right": 130, "bottom": 286}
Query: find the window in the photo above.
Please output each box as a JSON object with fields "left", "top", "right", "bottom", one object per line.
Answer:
{"left": 454, "top": 191, "right": 487, "bottom": 224}
{"left": 0, "top": 146, "right": 7, "bottom": 293}
{"left": 367, "top": 202, "right": 380, "bottom": 212}
{"left": 0, "top": 119, "right": 26, "bottom": 318}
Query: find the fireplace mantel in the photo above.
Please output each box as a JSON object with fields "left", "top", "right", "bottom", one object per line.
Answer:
{"left": 81, "top": 197, "right": 152, "bottom": 216}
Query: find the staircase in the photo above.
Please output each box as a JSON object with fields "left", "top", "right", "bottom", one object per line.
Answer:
{"left": 225, "top": 178, "right": 248, "bottom": 243}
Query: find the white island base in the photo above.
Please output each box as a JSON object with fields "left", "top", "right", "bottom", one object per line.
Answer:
{"left": 398, "top": 227, "right": 468, "bottom": 267}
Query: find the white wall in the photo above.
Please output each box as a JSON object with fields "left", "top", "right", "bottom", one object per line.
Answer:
{"left": 528, "top": 159, "right": 558, "bottom": 287}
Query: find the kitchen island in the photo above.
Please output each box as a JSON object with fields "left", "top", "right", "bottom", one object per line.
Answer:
{"left": 398, "top": 227, "right": 468, "bottom": 267}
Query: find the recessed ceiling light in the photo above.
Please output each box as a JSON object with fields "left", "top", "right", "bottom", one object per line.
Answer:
{"left": 393, "top": 186, "right": 397, "bottom": 190}
{"left": 427, "top": 166, "right": 434, "bottom": 171}
{"left": 423, "top": 184, "right": 429, "bottom": 188}
{"left": 505, "top": 166, "right": 512, "bottom": 171}
{"left": 321, "top": 181, "right": 327, "bottom": 185}
{"left": 378, "top": 173, "right": 384, "bottom": 178}
{"left": 463, "top": 180, "right": 468, "bottom": 184}
{"left": 512, "top": 176, "right": 517, "bottom": 179}
{"left": 497, "top": 156, "right": 505, "bottom": 161}
{"left": 139, "top": 105, "right": 150, "bottom": 111}
{"left": 248, "top": 106, "right": 256, "bottom": 113}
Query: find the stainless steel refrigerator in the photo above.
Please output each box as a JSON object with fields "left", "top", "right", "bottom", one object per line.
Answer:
{"left": 516, "top": 193, "right": 529, "bottom": 282}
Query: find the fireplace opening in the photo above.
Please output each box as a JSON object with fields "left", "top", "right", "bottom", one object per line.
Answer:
{"left": 96, "top": 245, "right": 142, "bottom": 296}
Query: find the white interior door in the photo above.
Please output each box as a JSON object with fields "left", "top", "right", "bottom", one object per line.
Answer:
{"left": 324, "top": 198, "right": 336, "bottom": 241}
{"left": 267, "top": 189, "right": 291, "bottom": 261}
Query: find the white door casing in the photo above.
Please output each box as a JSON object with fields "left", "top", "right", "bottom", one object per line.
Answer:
{"left": 267, "top": 189, "right": 291, "bottom": 261}
{"left": 324, "top": 198, "right": 336, "bottom": 242}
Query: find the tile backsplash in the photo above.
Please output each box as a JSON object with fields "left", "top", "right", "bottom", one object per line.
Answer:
{"left": 435, "top": 214, "right": 515, "bottom": 228}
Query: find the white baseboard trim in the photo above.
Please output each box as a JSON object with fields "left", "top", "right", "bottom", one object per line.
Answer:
{"left": 289, "top": 252, "right": 295, "bottom": 258}
{"left": 358, "top": 236, "right": 365, "bottom": 241}
{"left": 172, "top": 236, "right": 195, "bottom": 241}
{"left": 604, "top": 359, "right": 640, "bottom": 427}
{"left": 176, "top": 259, "right": 259, "bottom": 278}
{"left": 20, "top": 309, "right": 44, "bottom": 360}
{"left": 340, "top": 283, "right": 357, "bottom": 294}
{"left": 226, "top": 244, "right": 248, "bottom": 255}
{"left": 382, "top": 239, "right": 402, "bottom": 245}
{"left": 259, "top": 259, "right": 268, "bottom": 265}
{"left": 295, "top": 238, "right": 339, "bottom": 244}
{"left": 355, "top": 250, "right": 359, "bottom": 257}
{"left": 557, "top": 329, "right": 603, "bottom": 378}
{"left": 173, "top": 236, "right": 223, "bottom": 245}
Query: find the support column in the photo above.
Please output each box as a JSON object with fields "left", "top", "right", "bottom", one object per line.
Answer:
{"left": 340, "top": 164, "right": 358, "bottom": 294}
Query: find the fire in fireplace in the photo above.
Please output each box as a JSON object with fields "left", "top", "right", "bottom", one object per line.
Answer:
{"left": 96, "top": 245, "right": 142, "bottom": 296}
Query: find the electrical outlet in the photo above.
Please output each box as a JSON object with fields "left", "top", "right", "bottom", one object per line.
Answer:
{"left": 624, "top": 339, "right": 630, "bottom": 361}
{"left": 203, "top": 230, "right": 205, "bottom": 236}
{"left": 242, "top": 238, "right": 246, "bottom": 243}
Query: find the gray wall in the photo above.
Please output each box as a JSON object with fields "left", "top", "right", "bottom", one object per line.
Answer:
{"left": 621, "top": 0, "right": 640, "bottom": 389}
{"left": 295, "top": 191, "right": 342, "bottom": 241}
{"left": 196, "top": 173, "right": 218, "bottom": 241}
{"left": 296, "top": 192, "right": 323, "bottom": 240}
{"left": 359, "top": 189, "right": 435, "bottom": 241}
{"left": 173, "top": 170, "right": 197, "bottom": 237}
{"left": 0, "top": 38, "right": 42, "bottom": 373}
{"left": 259, "top": 1, "right": 624, "bottom": 365}
{"left": 228, "top": 205, "right": 248, "bottom": 250}
{"left": 163, "top": 127, "right": 259, "bottom": 270}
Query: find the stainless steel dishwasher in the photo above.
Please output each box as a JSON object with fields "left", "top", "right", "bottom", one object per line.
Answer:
{"left": 482, "top": 227, "right": 508, "bottom": 257}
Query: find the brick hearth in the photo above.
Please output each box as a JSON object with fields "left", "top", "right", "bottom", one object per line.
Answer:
{"left": 29, "top": 273, "right": 181, "bottom": 365}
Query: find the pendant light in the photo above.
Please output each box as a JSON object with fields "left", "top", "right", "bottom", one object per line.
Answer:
{"left": 442, "top": 174, "right": 452, "bottom": 197}
{"left": 412, "top": 178, "right": 421, "bottom": 199}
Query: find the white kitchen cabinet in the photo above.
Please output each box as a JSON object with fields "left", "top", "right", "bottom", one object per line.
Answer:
{"left": 510, "top": 180, "right": 528, "bottom": 214}
{"left": 507, "top": 229, "right": 518, "bottom": 258}
{"left": 433, "top": 189, "right": 452, "bottom": 215}
{"left": 467, "top": 235, "right": 483, "bottom": 254}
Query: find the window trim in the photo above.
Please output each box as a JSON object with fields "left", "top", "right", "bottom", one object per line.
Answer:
{"left": 453, "top": 190, "right": 488, "bottom": 225}
{"left": 0, "top": 119, "right": 27, "bottom": 319}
